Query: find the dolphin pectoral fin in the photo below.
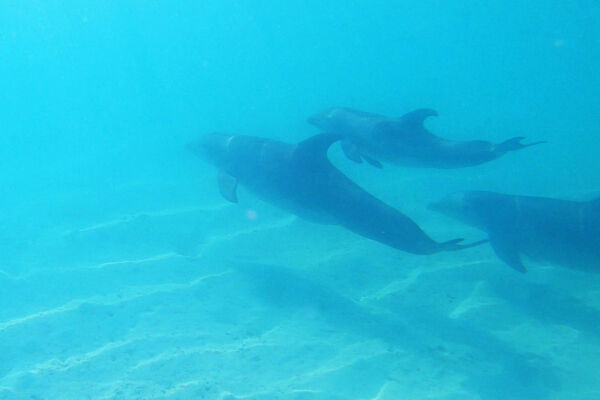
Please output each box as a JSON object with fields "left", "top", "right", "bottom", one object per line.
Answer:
{"left": 489, "top": 234, "right": 527, "bottom": 273}
{"left": 341, "top": 139, "right": 363, "bottom": 164}
{"left": 218, "top": 170, "right": 238, "bottom": 203}
{"left": 496, "top": 137, "right": 547, "bottom": 154}
{"left": 438, "top": 237, "right": 488, "bottom": 252}
{"left": 340, "top": 139, "right": 383, "bottom": 168}
{"left": 361, "top": 154, "right": 383, "bottom": 169}
{"left": 294, "top": 133, "right": 343, "bottom": 165}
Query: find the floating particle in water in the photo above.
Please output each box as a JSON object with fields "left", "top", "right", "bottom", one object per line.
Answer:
{"left": 246, "top": 209, "right": 258, "bottom": 220}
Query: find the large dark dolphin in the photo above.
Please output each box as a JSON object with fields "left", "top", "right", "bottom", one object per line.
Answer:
{"left": 188, "top": 133, "right": 485, "bottom": 255}
{"left": 429, "top": 191, "right": 600, "bottom": 272}
{"left": 307, "top": 107, "right": 545, "bottom": 169}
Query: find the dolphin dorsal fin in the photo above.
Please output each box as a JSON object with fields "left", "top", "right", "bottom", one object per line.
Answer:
{"left": 293, "top": 133, "right": 342, "bottom": 165}
{"left": 374, "top": 109, "right": 438, "bottom": 141}
{"left": 399, "top": 108, "right": 439, "bottom": 128}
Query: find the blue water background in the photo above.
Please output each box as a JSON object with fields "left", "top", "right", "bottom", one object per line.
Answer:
{"left": 1, "top": 1, "right": 599, "bottom": 399}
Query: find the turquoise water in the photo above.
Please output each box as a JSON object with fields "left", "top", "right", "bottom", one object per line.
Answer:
{"left": 1, "top": 1, "right": 599, "bottom": 399}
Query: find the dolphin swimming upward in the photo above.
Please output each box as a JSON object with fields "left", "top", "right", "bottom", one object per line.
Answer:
{"left": 189, "top": 133, "right": 485, "bottom": 255}
{"left": 308, "top": 107, "right": 545, "bottom": 169}
{"left": 430, "top": 191, "right": 600, "bottom": 272}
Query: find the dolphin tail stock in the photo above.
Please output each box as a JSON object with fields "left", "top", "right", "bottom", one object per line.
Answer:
{"left": 497, "top": 137, "right": 547, "bottom": 154}
{"left": 439, "top": 237, "right": 489, "bottom": 252}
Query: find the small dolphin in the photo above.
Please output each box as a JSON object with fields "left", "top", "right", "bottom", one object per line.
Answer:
{"left": 188, "top": 133, "right": 485, "bottom": 255}
{"left": 307, "top": 107, "right": 545, "bottom": 169}
{"left": 429, "top": 191, "right": 600, "bottom": 272}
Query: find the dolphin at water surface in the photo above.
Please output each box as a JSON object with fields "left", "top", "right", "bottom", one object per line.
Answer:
{"left": 308, "top": 107, "right": 545, "bottom": 169}
{"left": 188, "top": 133, "right": 485, "bottom": 255}
{"left": 429, "top": 191, "right": 600, "bottom": 272}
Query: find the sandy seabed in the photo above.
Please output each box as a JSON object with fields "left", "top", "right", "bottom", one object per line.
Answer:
{"left": 1, "top": 200, "right": 599, "bottom": 400}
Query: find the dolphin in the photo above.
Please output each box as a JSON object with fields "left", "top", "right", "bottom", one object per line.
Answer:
{"left": 307, "top": 107, "right": 545, "bottom": 169}
{"left": 188, "top": 133, "right": 485, "bottom": 255}
{"left": 429, "top": 191, "right": 600, "bottom": 272}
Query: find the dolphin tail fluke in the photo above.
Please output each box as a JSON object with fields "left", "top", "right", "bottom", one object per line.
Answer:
{"left": 497, "top": 137, "right": 547, "bottom": 154}
{"left": 440, "top": 238, "right": 489, "bottom": 252}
